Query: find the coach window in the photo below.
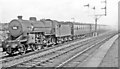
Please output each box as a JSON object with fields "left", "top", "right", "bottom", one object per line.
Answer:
{"left": 78, "top": 25, "right": 79, "bottom": 29}
{"left": 74, "top": 25, "right": 76, "bottom": 29}
{"left": 84, "top": 25, "right": 86, "bottom": 29}
{"left": 82, "top": 25, "right": 83, "bottom": 29}
{"left": 80, "top": 25, "right": 81, "bottom": 29}
{"left": 83, "top": 25, "right": 84, "bottom": 29}
{"left": 76, "top": 25, "right": 77, "bottom": 30}
{"left": 85, "top": 25, "right": 86, "bottom": 30}
{"left": 83, "top": 25, "right": 84, "bottom": 30}
{"left": 84, "top": 25, "right": 85, "bottom": 30}
{"left": 77, "top": 25, "right": 79, "bottom": 29}
{"left": 75, "top": 25, "right": 77, "bottom": 29}
{"left": 82, "top": 25, "right": 83, "bottom": 30}
{"left": 75, "top": 25, "right": 76, "bottom": 29}
{"left": 81, "top": 25, "right": 82, "bottom": 29}
{"left": 81, "top": 25, "right": 83, "bottom": 29}
{"left": 86, "top": 25, "right": 88, "bottom": 30}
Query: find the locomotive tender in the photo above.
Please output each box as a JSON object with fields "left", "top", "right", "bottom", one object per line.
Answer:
{"left": 2, "top": 16, "right": 108, "bottom": 55}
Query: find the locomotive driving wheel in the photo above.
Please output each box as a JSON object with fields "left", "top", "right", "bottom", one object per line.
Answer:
{"left": 18, "top": 44, "right": 26, "bottom": 55}
{"left": 6, "top": 46, "right": 13, "bottom": 56}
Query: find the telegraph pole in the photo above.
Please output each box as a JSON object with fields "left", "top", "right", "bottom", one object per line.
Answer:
{"left": 95, "top": 0, "right": 107, "bottom": 36}
{"left": 84, "top": 0, "right": 107, "bottom": 36}
{"left": 95, "top": 18, "right": 97, "bottom": 35}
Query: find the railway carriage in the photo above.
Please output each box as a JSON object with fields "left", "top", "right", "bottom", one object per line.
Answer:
{"left": 72, "top": 23, "right": 91, "bottom": 39}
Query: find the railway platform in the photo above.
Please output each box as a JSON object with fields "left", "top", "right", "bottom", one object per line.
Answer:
{"left": 77, "top": 34, "right": 118, "bottom": 67}
{"left": 99, "top": 35, "right": 118, "bottom": 67}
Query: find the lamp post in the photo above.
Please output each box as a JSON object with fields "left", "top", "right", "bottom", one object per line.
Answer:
{"left": 84, "top": 0, "right": 107, "bottom": 36}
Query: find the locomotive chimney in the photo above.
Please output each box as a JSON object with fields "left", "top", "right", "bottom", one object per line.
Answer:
{"left": 29, "top": 17, "right": 36, "bottom": 21}
{"left": 17, "top": 16, "right": 22, "bottom": 20}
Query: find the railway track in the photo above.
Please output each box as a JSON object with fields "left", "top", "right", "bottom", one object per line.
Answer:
{"left": 56, "top": 35, "right": 114, "bottom": 67}
{"left": 29, "top": 33, "right": 114, "bottom": 68}
{"left": 0, "top": 34, "right": 90, "bottom": 63}
{"left": 1, "top": 31, "right": 116, "bottom": 68}
{"left": 56, "top": 33, "right": 118, "bottom": 67}
{"left": 0, "top": 35, "right": 86, "bottom": 60}
{"left": 1, "top": 31, "right": 103, "bottom": 62}
{"left": 1, "top": 36, "right": 93, "bottom": 67}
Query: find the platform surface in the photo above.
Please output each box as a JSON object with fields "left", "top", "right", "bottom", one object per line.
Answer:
{"left": 77, "top": 34, "right": 118, "bottom": 67}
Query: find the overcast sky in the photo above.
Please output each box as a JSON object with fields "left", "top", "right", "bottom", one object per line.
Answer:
{"left": 0, "top": 0, "right": 119, "bottom": 29}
